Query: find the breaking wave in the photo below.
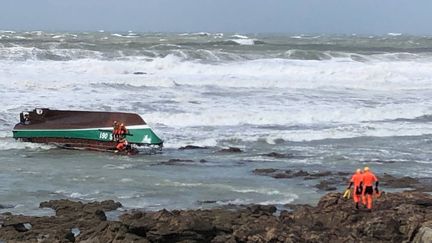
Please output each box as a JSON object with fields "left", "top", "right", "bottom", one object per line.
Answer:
{"left": 2, "top": 32, "right": 432, "bottom": 147}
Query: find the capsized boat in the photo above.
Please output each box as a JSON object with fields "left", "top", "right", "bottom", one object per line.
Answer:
{"left": 12, "top": 108, "right": 163, "bottom": 152}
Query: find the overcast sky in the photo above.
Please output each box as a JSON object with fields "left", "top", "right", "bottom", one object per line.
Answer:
{"left": 1, "top": 0, "right": 431, "bottom": 34}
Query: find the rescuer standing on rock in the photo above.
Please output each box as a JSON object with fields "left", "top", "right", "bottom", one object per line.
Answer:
{"left": 362, "top": 166, "right": 379, "bottom": 210}
{"left": 347, "top": 168, "right": 363, "bottom": 209}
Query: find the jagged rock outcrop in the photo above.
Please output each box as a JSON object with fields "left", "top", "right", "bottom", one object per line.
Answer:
{"left": 1, "top": 192, "right": 432, "bottom": 242}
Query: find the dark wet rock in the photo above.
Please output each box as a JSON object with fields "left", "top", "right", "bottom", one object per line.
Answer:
{"left": 246, "top": 205, "right": 277, "bottom": 215}
{"left": 315, "top": 180, "right": 338, "bottom": 191}
{"left": 414, "top": 199, "right": 432, "bottom": 207}
{"left": 380, "top": 173, "right": 418, "bottom": 187}
{"left": 362, "top": 159, "right": 397, "bottom": 164}
{"left": 64, "top": 231, "right": 75, "bottom": 242}
{"left": 283, "top": 203, "right": 312, "bottom": 212}
{"left": 310, "top": 171, "right": 332, "bottom": 177}
{"left": 159, "top": 159, "right": 195, "bottom": 165}
{"left": 294, "top": 170, "right": 310, "bottom": 177}
{"left": 1, "top": 193, "right": 432, "bottom": 242}
{"left": 0, "top": 199, "right": 122, "bottom": 242}
{"left": 179, "top": 145, "right": 209, "bottom": 150}
{"left": 254, "top": 168, "right": 432, "bottom": 193}
{"left": 0, "top": 204, "right": 14, "bottom": 209}
{"left": 271, "top": 172, "right": 291, "bottom": 179}
{"left": 379, "top": 174, "right": 432, "bottom": 192}
{"left": 197, "top": 200, "right": 218, "bottom": 205}
{"left": 262, "top": 152, "right": 294, "bottom": 158}
{"left": 133, "top": 71, "right": 146, "bottom": 75}
{"left": 40, "top": 199, "right": 121, "bottom": 218}
{"left": 254, "top": 168, "right": 338, "bottom": 180}
{"left": 218, "top": 147, "right": 242, "bottom": 153}
{"left": 253, "top": 169, "right": 308, "bottom": 179}
{"left": 12, "top": 222, "right": 31, "bottom": 232}
{"left": 253, "top": 168, "right": 278, "bottom": 175}
{"left": 336, "top": 171, "right": 350, "bottom": 176}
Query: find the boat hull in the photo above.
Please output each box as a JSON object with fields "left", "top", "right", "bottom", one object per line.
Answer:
{"left": 13, "top": 125, "right": 162, "bottom": 145}
{"left": 12, "top": 109, "right": 163, "bottom": 152}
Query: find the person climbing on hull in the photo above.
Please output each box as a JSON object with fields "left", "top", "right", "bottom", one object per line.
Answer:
{"left": 119, "top": 123, "right": 128, "bottom": 139}
{"left": 115, "top": 138, "right": 129, "bottom": 152}
{"left": 112, "top": 121, "right": 120, "bottom": 141}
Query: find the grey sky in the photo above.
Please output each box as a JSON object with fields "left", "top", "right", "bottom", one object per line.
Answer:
{"left": 1, "top": 0, "right": 431, "bottom": 34}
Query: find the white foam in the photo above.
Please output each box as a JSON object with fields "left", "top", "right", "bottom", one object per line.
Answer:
{"left": 0, "top": 138, "right": 55, "bottom": 151}
{"left": 70, "top": 192, "right": 87, "bottom": 198}
{"left": 232, "top": 188, "right": 283, "bottom": 196}
{"left": 2, "top": 41, "right": 432, "bottom": 145}
{"left": 156, "top": 180, "right": 204, "bottom": 188}
{"left": 191, "top": 32, "right": 210, "bottom": 36}
{"left": 2, "top": 53, "right": 423, "bottom": 90}
{"left": 229, "top": 39, "right": 256, "bottom": 45}
{"left": 0, "top": 30, "right": 16, "bottom": 34}
{"left": 103, "top": 164, "right": 134, "bottom": 170}
{"left": 231, "top": 34, "right": 249, "bottom": 39}
{"left": 215, "top": 195, "right": 297, "bottom": 206}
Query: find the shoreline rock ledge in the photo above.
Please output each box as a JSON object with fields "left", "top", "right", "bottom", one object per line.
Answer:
{"left": 1, "top": 191, "right": 432, "bottom": 242}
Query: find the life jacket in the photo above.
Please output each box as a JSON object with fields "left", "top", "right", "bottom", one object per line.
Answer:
{"left": 362, "top": 171, "right": 378, "bottom": 187}
{"left": 116, "top": 139, "right": 128, "bottom": 151}
{"left": 120, "top": 126, "right": 128, "bottom": 135}
{"left": 350, "top": 173, "right": 363, "bottom": 187}
{"left": 113, "top": 124, "right": 120, "bottom": 135}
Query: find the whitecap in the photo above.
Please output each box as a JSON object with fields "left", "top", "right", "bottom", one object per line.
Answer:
{"left": 231, "top": 34, "right": 249, "bottom": 39}
{"left": 388, "top": 33, "right": 402, "bottom": 36}
{"left": 70, "top": 192, "right": 86, "bottom": 198}
{"left": 103, "top": 164, "right": 134, "bottom": 170}
{"left": 120, "top": 178, "right": 134, "bottom": 183}
{"left": 0, "top": 138, "right": 55, "bottom": 151}
{"left": 229, "top": 39, "right": 256, "bottom": 45}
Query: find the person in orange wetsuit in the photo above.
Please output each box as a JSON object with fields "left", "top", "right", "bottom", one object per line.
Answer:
{"left": 362, "top": 166, "right": 379, "bottom": 210}
{"left": 119, "top": 123, "right": 128, "bottom": 138}
{"left": 115, "top": 138, "right": 128, "bottom": 152}
{"left": 347, "top": 168, "right": 363, "bottom": 209}
{"left": 112, "top": 121, "right": 119, "bottom": 141}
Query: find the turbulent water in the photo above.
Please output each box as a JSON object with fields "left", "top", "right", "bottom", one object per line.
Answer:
{"left": 1, "top": 31, "right": 432, "bottom": 215}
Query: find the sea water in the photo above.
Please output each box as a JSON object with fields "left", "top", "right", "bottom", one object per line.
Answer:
{"left": 1, "top": 31, "right": 432, "bottom": 215}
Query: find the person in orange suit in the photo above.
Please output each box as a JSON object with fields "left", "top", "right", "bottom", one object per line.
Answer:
{"left": 112, "top": 121, "right": 120, "bottom": 141}
{"left": 347, "top": 168, "right": 363, "bottom": 209}
{"left": 362, "top": 166, "right": 379, "bottom": 210}
{"left": 119, "top": 123, "right": 128, "bottom": 138}
{"left": 115, "top": 138, "right": 128, "bottom": 152}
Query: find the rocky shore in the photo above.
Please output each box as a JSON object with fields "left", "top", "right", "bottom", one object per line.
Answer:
{"left": 253, "top": 168, "right": 432, "bottom": 192}
{"left": 1, "top": 190, "right": 432, "bottom": 242}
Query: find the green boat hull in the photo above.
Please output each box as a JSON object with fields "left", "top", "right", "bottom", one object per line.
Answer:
{"left": 13, "top": 125, "right": 163, "bottom": 145}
